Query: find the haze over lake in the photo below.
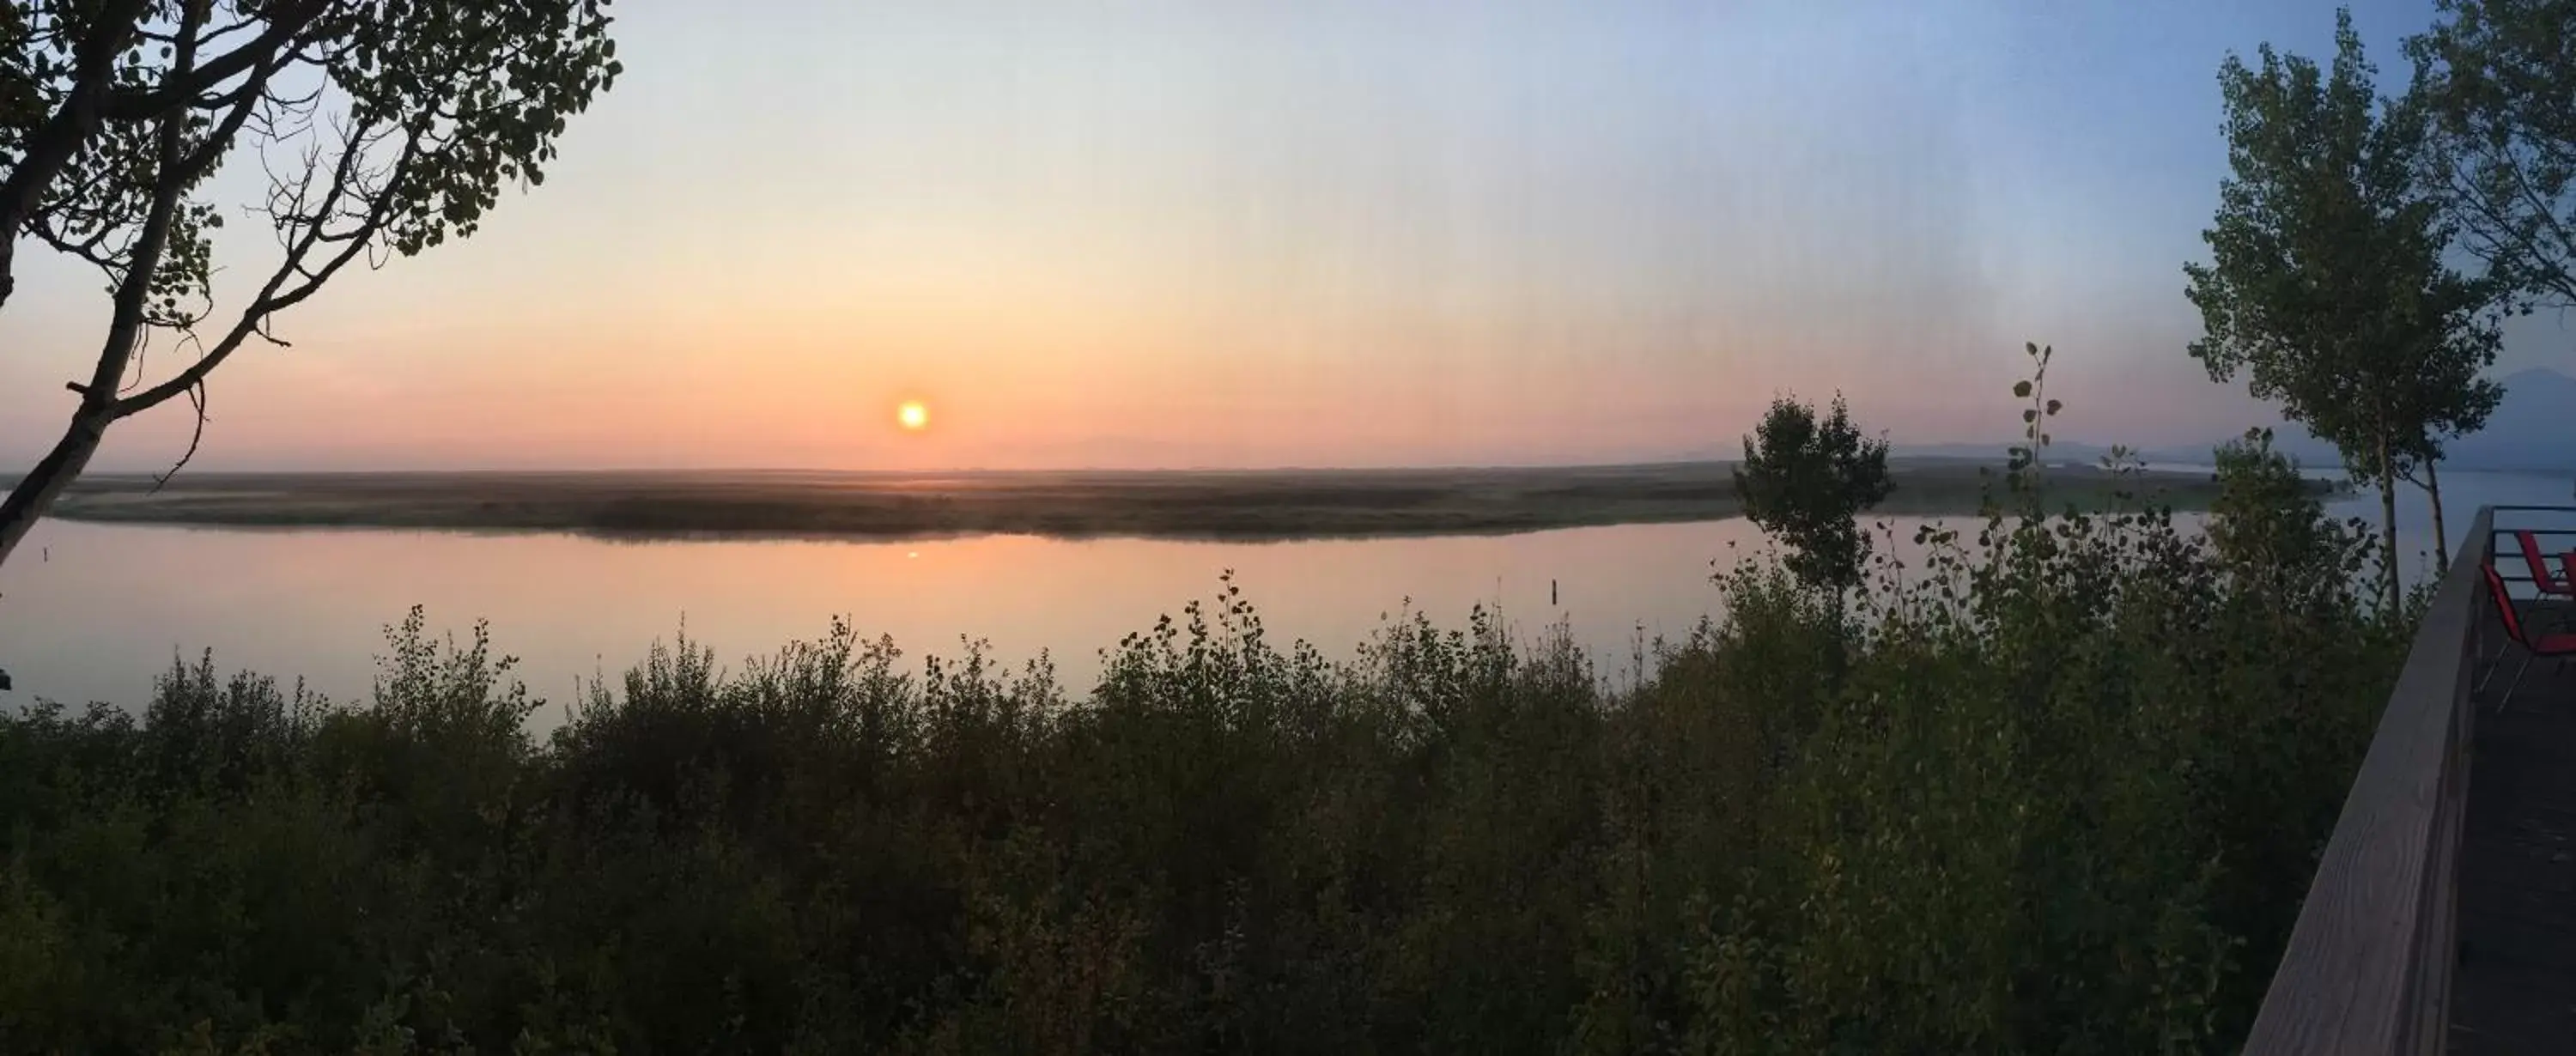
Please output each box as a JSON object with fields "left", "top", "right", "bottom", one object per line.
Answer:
{"left": 5, "top": 467, "right": 2555, "bottom": 713}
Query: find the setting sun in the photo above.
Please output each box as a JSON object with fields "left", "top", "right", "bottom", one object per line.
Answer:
{"left": 896, "top": 401, "right": 929, "bottom": 431}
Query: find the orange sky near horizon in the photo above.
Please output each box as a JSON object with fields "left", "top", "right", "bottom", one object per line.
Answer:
{"left": 2, "top": 0, "right": 2563, "bottom": 475}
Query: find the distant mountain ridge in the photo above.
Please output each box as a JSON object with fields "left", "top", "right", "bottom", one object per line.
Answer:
{"left": 2436, "top": 367, "right": 2576, "bottom": 471}
{"left": 1900, "top": 367, "right": 2576, "bottom": 473}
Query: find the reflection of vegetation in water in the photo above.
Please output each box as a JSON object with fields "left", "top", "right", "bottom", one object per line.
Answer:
{"left": 0, "top": 434, "right": 2406, "bottom": 1052}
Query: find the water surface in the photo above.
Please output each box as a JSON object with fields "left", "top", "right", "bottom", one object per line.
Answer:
{"left": 2, "top": 469, "right": 2562, "bottom": 715}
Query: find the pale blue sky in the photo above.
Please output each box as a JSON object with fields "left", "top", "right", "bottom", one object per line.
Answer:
{"left": 3, "top": 0, "right": 2567, "bottom": 470}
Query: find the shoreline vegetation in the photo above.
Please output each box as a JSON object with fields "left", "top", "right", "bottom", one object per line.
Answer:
{"left": 32, "top": 459, "right": 2297, "bottom": 542}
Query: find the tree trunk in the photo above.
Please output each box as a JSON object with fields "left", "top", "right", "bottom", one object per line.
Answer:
{"left": 0, "top": 405, "right": 113, "bottom": 567}
{"left": 0, "top": 20, "right": 195, "bottom": 574}
{"left": 2378, "top": 433, "right": 2401, "bottom": 618}
{"left": 2427, "top": 457, "right": 2450, "bottom": 570}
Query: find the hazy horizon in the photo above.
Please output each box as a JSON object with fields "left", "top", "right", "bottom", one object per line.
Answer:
{"left": 3, "top": 0, "right": 2569, "bottom": 475}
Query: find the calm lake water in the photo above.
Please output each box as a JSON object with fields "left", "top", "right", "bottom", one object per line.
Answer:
{"left": 3, "top": 468, "right": 2567, "bottom": 718}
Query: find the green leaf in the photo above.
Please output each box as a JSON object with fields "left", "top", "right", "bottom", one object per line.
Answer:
{"left": 2013, "top": 380, "right": 2033, "bottom": 398}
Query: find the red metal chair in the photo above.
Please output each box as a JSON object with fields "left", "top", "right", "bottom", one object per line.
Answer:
{"left": 2512, "top": 531, "right": 2576, "bottom": 596}
{"left": 2481, "top": 561, "right": 2576, "bottom": 708}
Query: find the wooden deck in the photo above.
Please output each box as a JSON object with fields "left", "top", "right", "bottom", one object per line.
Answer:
{"left": 2242, "top": 507, "right": 2576, "bottom": 1055}
{"left": 2452, "top": 652, "right": 2576, "bottom": 1052}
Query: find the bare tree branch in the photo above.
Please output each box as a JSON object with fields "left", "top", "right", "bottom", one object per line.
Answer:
{"left": 149, "top": 380, "right": 210, "bottom": 493}
{"left": 195, "top": 9, "right": 271, "bottom": 52}
{"left": 112, "top": 126, "right": 420, "bottom": 419}
{"left": 2498, "top": 149, "right": 2576, "bottom": 302}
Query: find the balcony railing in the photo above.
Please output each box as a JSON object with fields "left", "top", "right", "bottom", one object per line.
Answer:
{"left": 2244, "top": 506, "right": 2576, "bottom": 1053}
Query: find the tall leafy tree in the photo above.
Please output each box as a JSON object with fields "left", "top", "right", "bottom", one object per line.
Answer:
{"left": 0, "top": 1, "right": 624, "bottom": 569}
{"left": 2406, "top": 0, "right": 2576, "bottom": 314}
{"left": 1735, "top": 392, "right": 1894, "bottom": 600}
{"left": 2184, "top": 8, "right": 2501, "bottom": 610}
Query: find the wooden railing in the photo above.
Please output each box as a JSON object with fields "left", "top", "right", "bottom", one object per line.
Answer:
{"left": 2241, "top": 506, "right": 2494, "bottom": 1054}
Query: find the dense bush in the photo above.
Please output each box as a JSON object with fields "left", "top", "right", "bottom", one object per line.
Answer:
{"left": 0, "top": 464, "right": 2407, "bottom": 1053}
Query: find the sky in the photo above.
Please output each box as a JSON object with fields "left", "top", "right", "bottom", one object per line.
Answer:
{"left": 3, "top": 0, "right": 2571, "bottom": 472}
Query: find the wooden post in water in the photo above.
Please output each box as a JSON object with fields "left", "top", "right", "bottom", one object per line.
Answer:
{"left": 1551, "top": 579, "right": 1558, "bottom": 605}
